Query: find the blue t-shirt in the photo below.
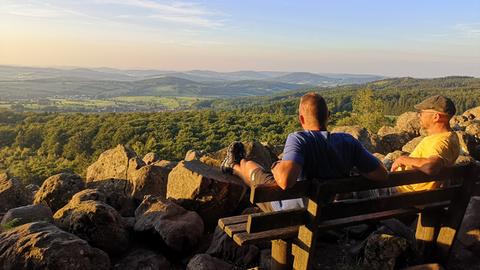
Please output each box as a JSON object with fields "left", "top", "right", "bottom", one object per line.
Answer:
{"left": 271, "top": 130, "right": 380, "bottom": 211}
{"left": 283, "top": 130, "right": 380, "bottom": 180}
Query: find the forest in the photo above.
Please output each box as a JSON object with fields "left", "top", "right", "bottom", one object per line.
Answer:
{"left": 1, "top": 76, "right": 479, "bottom": 185}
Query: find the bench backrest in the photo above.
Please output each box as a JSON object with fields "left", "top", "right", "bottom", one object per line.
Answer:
{"left": 247, "top": 163, "right": 480, "bottom": 270}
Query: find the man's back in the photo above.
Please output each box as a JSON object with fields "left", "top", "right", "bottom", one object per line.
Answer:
{"left": 272, "top": 130, "right": 382, "bottom": 211}
{"left": 283, "top": 130, "right": 381, "bottom": 181}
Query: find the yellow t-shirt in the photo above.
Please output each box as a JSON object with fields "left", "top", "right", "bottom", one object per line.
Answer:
{"left": 396, "top": 131, "right": 460, "bottom": 193}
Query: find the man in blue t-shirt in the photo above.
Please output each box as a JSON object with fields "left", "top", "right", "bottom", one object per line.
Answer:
{"left": 221, "top": 92, "right": 388, "bottom": 212}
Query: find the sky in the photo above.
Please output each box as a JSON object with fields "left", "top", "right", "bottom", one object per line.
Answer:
{"left": 1, "top": 0, "right": 479, "bottom": 77}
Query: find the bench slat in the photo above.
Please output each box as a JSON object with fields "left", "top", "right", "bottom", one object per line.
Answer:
{"left": 218, "top": 214, "right": 248, "bottom": 229}
{"left": 319, "top": 186, "right": 460, "bottom": 221}
{"left": 232, "top": 202, "right": 449, "bottom": 245}
{"left": 250, "top": 181, "right": 311, "bottom": 204}
{"left": 242, "top": 187, "right": 459, "bottom": 236}
{"left": 247, "top": 208, "right": 306, "bottom": 233}
{"left": 225, "top": 223, "right": 248, "bottom": 237}
{"left": 250, "top": 165, "right": 468, "bottom": 203}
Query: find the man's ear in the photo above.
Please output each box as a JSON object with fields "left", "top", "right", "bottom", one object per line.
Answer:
{"left": 299, "top": 114, "right": 305, "bottom": 125}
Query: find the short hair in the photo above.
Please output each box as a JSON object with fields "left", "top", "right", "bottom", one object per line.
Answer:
{"left": 300, "top": 92, "right": 329, "bottom": 126}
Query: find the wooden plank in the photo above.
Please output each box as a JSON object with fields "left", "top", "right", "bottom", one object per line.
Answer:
{"left": 224, "top": 223, "right": 247, "bottom": 237}
{"left": 436, "top": 164, "right": 479, "bottom": 263}
{"left": 247, "top": 209, "right": 306, "bottom": 233}
{"left": 250, "top": 181, "right": 311, "bottom": 203}
{"left": 415, "top": 208, "right": 444, "bottom": 261}
{"left": 218, "top": 214, "right": 248, "bottom": 229}
{"left": 317, "top": 165, "right": 467, "bottom": 195}
{"left": 233, "top": 225, "right": 299, "bottom": 246}
{"left": 271, "top": 239, "right": 293, "bottom": 270}
{"left": 318, "top": 186, "right": 460, "bottom": 221}
{"left": 232, "top": 202, "right": 449, "bottom": 246}
{"left": 249, "top": 165, "right": 469, "bottom": 203}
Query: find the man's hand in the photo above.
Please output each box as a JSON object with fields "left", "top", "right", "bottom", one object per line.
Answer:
{"left": 391, "top": 155, "right": 409, "bottom": 172}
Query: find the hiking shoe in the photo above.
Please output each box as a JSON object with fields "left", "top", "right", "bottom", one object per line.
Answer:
{"left": 221, "top": 141, "right": 245, "bottom": 174}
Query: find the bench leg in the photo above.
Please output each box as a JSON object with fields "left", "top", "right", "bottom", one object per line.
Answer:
{"left": 271, "top": 239, "right": 292, "bottom": 270}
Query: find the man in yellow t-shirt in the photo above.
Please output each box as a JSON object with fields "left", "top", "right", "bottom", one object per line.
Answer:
{"left": 391, "top": 95, "right": 460, "bottom": 192}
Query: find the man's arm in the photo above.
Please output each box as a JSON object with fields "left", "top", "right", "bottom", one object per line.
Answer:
{"left": 362, "top": 162, "right": 388, "bottom": 181}
{"left": 391, "top": 155, "right": 445, "bottom": 175}
{"left": 271, "top": 160, "right": 302, "bottom": 190}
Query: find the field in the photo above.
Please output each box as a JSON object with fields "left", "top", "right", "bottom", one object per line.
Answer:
{"left": 1, "top": 96, "right": 210, "bottom": 112}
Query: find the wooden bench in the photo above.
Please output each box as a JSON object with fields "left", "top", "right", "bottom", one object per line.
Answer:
{"left": 218, "top": 163, "right": 480, "bottom": 270}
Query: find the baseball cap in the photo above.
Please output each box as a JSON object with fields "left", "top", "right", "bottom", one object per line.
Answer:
{"left": 414, "top": 95, "right": 456, "bottom": 116}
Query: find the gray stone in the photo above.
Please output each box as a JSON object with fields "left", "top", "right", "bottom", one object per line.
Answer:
{"left": 134, "top": 195, "right": 204, "bottom": 252}
{"left": 0, "top": 221, "right": 110, "bottom": 270}
{"left": 402, "top": 136, "right": 424, "bottom": 153}
{"left": 143, "top": 152, "right": 160, "bottom": 165}
{"left": 54, "top": 200, "right": 129, "bottom": 255}
{"left": 86, "top": 179, "right": 136, "bottom": 217}
{"left": 332, "top": 126, "right": 378, "bottom": 152}
{"left": 395, "top": 112, "right": 422, "bottom": 136}
{"left": 113, "top": 249, "right": 171, "bottom": 270}
{"left": 86, "top": 144, "right": 141, "bottom": 182}
{"left": 186, "top": 254, "right": 239, "bottom": 270}
{"left": 33, "top": 173, "right": 84, "bottom": 212}
{"left": 166, "top": 160, "right": 247, "bottom": 228}
{"left": 206, "top": 226, "right": 259, "bottom": 267}
{"left": 0, "top": 172, "right": 31, "bottom": 212}
{"left": 1, "top": 204, "right": 53, "bottom": 226}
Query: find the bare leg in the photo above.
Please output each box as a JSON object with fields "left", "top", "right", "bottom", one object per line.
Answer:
{"left": 232, "top": 159, "right": 264, "bottom": 187}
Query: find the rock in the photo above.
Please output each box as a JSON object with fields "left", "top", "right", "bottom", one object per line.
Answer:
{"left": 455, "top": 155, "right": 475, "bottom": 165}
{"left": 213, "top": 141, "right": 275, "bottom": 169}
{"left": 134, "top": 195, "right": 204, "bottom": 252}
{"left": 0, "top": 221, "right": 110, "bottom": 270}
{"left": 113, "top": 249, "right": 171, "bottom": 270}
{"left": 152, "top": 160, "right": 178, "bottom": 171}
{"left": 0, "top": 172, "right": 31, "bottom": 212}
{"left": 129, "top": 164, "right": 170, "bottom": 200}
{"left": 377, "top": 125, "right": 399, "bottom": 136}
{"left": 206, "top": 226, "right": 259, "bottom": 267}
{"left": 456, "top": 196, "right": 480, "bottom": 252}
{"left": 86, "top": 144, "right": 142, "bottom": 182}
{"left": 465, "top": 122, "right": 480, "bottom": 138}
{"left": 69, "top": 189, "right": 107, "bottom": 205}
{"left": 456, "top": 131, "right": 480, "bottom": 160}
{"left": 186, "top": 254, "right": 239, "bottom": 270}
{"left": 87, "top": 145, "right": 169, "bottom": 201}
{"left": 143, "top": 152, "right": 160, "bottom": 165}
{"left": 33, "top": 173, "right": 84, "bottom": 212}
{"left": 383, "top": 151, "right": 408, "bottom": 171}
{"left": 450, "top": 244, "right": 480, "bottom": 270}
{"left": 166, "top": 160, "right": 247, "bottom": 228}
{"left": 332, "top": 126, "right": 378, "bottom": 152}
{"left": 86, "top": 179, "right": 137, "bottom": 216}
{"left": 54, "top": 200, "right": 129, "bottom": 255}
{"left": 1, "top": 204, "right": 53, "bottom": 226}
{"left": 362, "top": 233, "right": 408, "bottom": 270}
{"left": 185, "top": 150, "right": 206, "bottom": 161}
{"left": 259, "top": 249, "right": 272, "bottom": 270}
{"left": 402, "top": 136, "right": 424, "bottom": 153}
{"left": 25, "top": 184, "right": 39, "bottom": 197}
{"left": 450, "top": 115, "right": 470, "bottom": 130}
{"left": 373, "top": 153, "right": 386, "bottom": 161}
{"left": 376, "top": 132, "right": 414, "bottom": 154}
{"left": 463, "top": 106, "right": 480, "bottom": 120}
{"left": 395, "top": 112, "right": 422, "bottom": 136}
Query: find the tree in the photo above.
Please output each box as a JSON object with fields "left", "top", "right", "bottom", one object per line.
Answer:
{"left": 337, "top": 88, "right": 387, "bottom": 133}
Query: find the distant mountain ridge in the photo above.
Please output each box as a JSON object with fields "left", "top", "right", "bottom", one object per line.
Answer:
{"left": 0, "top": 65, "right": 386, "bottom": 99}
